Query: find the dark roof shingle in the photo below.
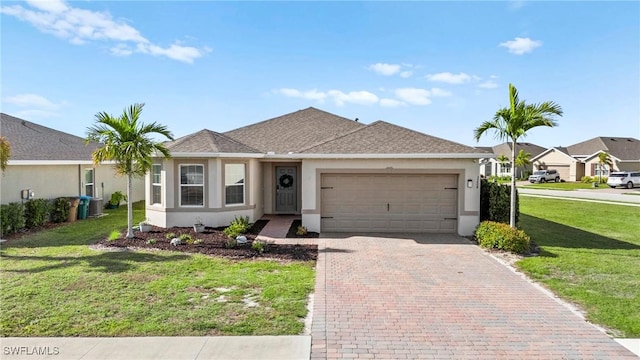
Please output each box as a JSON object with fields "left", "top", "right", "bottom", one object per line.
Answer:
{"left": 567, "top": 137, "right": 640, "bottom": 160}
{"left": 165, "top": 129, "right": 260, "bottom": 153}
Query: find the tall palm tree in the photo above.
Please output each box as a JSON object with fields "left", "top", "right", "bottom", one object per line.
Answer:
{"left": 86, "top": 103, "right": 174, "bottom": 238}
{"left": 514, "top": 149, "right": 532, "bottom": 179}
{"left": 474, "top": 84, "right": 563, "bottom": 228}
{"left": 597, "top": 151, "right": 613, "bottom": 184}
{"left": 0, "top": 136, "right": 10, "bottom": 172}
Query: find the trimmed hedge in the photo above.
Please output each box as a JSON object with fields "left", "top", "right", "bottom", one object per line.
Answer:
{"left": 475, "top": 221, "right": 531, "bottom": 254}
{"left": 24, "top": 198, "right": 51, "bottom": 229}
{"left": 480, "top": 179, "right": 519, "bottom": 225}
{"left": 0, "top": 202, "right": 26, "bottom": 237}
{"left": 51, "top": 197, "right": 71, "bottom": 223}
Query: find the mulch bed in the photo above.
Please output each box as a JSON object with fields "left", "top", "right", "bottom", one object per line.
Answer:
{"left": 98, "top": 220, "right": 317, "bottom": 262}
{"left": 286, "top": 219, "right": 320, "bottom": 238}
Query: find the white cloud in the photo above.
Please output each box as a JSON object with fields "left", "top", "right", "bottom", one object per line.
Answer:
{"left": 399, "top": 71, "right": 413, "bottom": 78}
{"left": 380, "top": 98, "right": 405, "bottom": 108}
{"left": 395, "top": 88, "right": 432, "bottom": 106}
{"left": 426, "top": 72, "right": 472, "bottom": 84}
{"left": 0, "top": 0, "right": 206, "bottom": 63}
{"left": 327, "top": 90, "right": 379, "bottom": 106}
{"left": 14, "top": 109, "right": 61, "bottom": 120}
{"left": 478, "top": 80, "right": 499, "bottom": 89}
{"left": 499, "top": 37, "right": 542, "bottom": 55}
{"left": 3, "top": 94, "right": 61, "bottom": 109}
{"left": 429, "top": 88, "right": 452, "bottom": 97}
{"left": 368, "top": 63, "right": 401, "bottom": 76}
{"left": 276, "top": 88, "right": 327, "bottom": 102}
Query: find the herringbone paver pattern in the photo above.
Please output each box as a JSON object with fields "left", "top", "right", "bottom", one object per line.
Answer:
{"left": 310, "top": 235, "right": 636, "bottom": 359}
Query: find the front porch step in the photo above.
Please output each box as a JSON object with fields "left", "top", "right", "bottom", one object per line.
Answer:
{"left": 256, "top": 215, "right": 299, "bottom": 240}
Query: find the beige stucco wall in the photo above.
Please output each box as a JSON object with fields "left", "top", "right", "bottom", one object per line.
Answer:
{"left": 534, "top": 150, "right": 584, "bottom": 181}
{"left": 1, "top": 164, "right": 143, "bottom": 204}
{"left": 300, "top": 158, "right": 481, "bottom": 236}
{"left": 582, "top": 157, "right": 640, "bottom": 176}
{"left": 146, "top": 158, "right": 263, "bottom": 228}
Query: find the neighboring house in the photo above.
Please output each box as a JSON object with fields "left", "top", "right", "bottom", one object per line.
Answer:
{"left": 145, "top": 107, "right": 487, "bottom": 236}
{"left": 478, "top": 142, "right": 546, "bottom": 179}
{"left": 0, "top": 113, "right": 144, "bottom": 204}
{"left": 532, "top": 137, "right": 640, "bottom": 181}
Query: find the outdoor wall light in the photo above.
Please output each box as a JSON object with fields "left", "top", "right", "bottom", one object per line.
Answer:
{"left": 467, "top": 179, "right": 473, "bottom": 188}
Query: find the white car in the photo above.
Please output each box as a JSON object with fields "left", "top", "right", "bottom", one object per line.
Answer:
{"left": 607, "top": 171, "right": 640, "bottom": 189}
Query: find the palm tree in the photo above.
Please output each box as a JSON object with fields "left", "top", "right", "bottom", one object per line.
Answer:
{"left": 0, "top": 136, "right": 10, "bottom": 172}
{"left": 86, "top": 103, "right": 174, "bottom": 238}
{"left": 495, "top": 154, "right": 510, "bottom": 177}
{"left": 597, "top": 151, "right": 613, "bottom": 184}
{"left": 474, "top": 84, "right": 563, "bottom": 228}
{"left": 514, "top": 149, "right": 532, "bottom": 179}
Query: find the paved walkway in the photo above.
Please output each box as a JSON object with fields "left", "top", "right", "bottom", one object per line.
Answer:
{"left": 256, "top": 214, "right": 299, "bottom": 241}
{"left": 309, "top": 234, "right": 637, "bottom": 359}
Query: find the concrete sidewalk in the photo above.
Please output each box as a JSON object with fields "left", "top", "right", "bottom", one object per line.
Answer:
{"left": 0, "top": 336, "right": 311, "bottom": 360}
{"left": 518, "top": 187, "right": 640, "bottom": 204}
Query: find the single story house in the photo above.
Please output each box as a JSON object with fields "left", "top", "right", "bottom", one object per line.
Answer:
{"left": 478, "top": 142, "right": 546, "bottom": 179}
{"left": 145, "top": 107, "right": 487, "bottom": 236}
{"left": 0, "top": 113, "right": 144, "bottom": 205}
{"left": 531, "top": 137, "right": 640, "bottom": 181}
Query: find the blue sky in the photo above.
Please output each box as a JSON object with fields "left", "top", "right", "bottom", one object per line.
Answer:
{"left": 1, "top": 0, "right": 639, "bottom": 149}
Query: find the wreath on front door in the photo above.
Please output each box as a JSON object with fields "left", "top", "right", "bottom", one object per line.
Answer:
{"left": 279, "top": 174, "right": 294, "bottom": 188}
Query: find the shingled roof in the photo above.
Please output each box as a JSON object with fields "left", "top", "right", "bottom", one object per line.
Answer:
{"left": 165, "top": 129, "right": 260, "bottom": 154}
{"left": 567, "top": 137, "right": 640, "bottom": 160}
{"left": 489, "top": 142, "right": 546, "bottom": 160}
{"left": 224, "top": 107, "right": 365, "bottom": 153}
{"left": 300, "top": 121, "right": 480, "bottom": 154}
{"left": 1, "top": 113, "right": 98, "bottom": 161}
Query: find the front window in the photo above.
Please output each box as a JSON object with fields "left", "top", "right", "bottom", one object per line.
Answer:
{"left": 500, "top": 163, "right": 512, "bottom": 173}
{"left": 180, "top": 164, "right": 204, "bottom": 207}
{"left": 225, "top": 163, "right": 245, "bottom": 205}
{"left": 84, "top": 168, "right": 94, "bottom": 197}
{"left": 151, "top": 164, "right": 162, "bottom": 205}
{"left": 595, "top": 164, "right": 610, "bottom": 176}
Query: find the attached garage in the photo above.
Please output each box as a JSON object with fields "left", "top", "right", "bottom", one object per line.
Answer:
{"left": 320, "top": 173, "right": 458, "bottom": 233}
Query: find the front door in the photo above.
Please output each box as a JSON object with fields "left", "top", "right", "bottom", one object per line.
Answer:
{"left": 276, "top": 166, "right": 297, "bottom": 213}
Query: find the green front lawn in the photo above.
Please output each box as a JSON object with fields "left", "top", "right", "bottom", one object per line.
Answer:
{"left": 520, "top": 182, "right": 610, "bottom": 190}
{"left": 518, "top": 197, "right": 640, "bottom": 337}
{"left": 0, "top": 203, "right": 315, "bottom": 336}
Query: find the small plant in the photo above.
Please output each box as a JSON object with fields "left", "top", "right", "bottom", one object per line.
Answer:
{"left": 179, "top": 233, "right": 194, "bottom": 244}
{"left": 225, "top": 237, "right": 237, "bottom": 248}
{"left": 296, "top": 225, "right": 308, "bottom": 236}
{"left": 165, "top": 232, "right": 176, "bottom": 239}
{"left": 193, "top": 239, "right": 204, "bottom": 245}
{"left": 223, "top": 216, "right": 251, "bottom": 238}
{"left": 146, "top": 238, "right": 158, "bottom": 245}
{"left": 109, "top": 191, "right": 127, "bottom": 207}
{"left": 107, "top": 230, "right": 121, "bottom": 241}
{"left": 252, "top": 240, "right": 269, "bottom": 254}
{"left": 24, "top": 198, "right": 50, "bottom": 229}
{"left": 474, "top": 221, "right": 531, "bottom": 254}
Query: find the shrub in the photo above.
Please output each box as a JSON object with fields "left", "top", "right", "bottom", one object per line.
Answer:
{"left": 0, "top": 202, "right": 25, "bottom": 237}
{"left": 146, "top": 238, "right": 158, "bottom": 245}
{"left": 252, "top": 240, "right": 269, "bottom": 254}
{"left": 225, "top": 237, "right": 237, "bottom": 248}
{"left": 107, "top": 230, "right": 121, "bottom": 241}
{"left": 223, "top": 216, "right": 252, "bottom": 238}
{"left": 165, "top": 232, "right": 176, "bottom": 240}
{"left": 581, "top": 176, "right": 595, "bottom": 183}
{"left": 24, "top": 198, "right": 50, "bottom": 228}
{"left": 193, "top": 239, "right": 203, "bottom": 245}
{"left": 296, "top": 225, "right": 308, "bottom": 236}
{"left": 480, "top": 180, "right": 519, "bottom": 225}
{"left": 51, "top": 197, "right": 71, "bottom": 223}
{"left": 474, "top": 221, "right": 531, "bottom": 254}
{"left": 179, "top": 233, "right": 194, "bottom": 244}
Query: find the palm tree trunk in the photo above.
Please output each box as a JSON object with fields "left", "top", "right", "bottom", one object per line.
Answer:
{"left": 510, "top": 140, "right": 517, "bottom": 228}
{"left": 126, "top": 174, "right": 134, "bottom": 238}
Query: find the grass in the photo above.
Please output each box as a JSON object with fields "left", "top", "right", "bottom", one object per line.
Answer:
{"left": 517, "top": 197, "right": 640, "bottom": 337}
{"left": 520, "top": 182, "right": 610, "bottom": 190}
{"left": 0, "top": 202, "right": 315, "bottom": 336}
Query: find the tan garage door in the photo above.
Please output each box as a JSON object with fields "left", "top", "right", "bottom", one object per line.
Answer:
{"left": 321, "top": 174, "right": 458, "bottom": 233}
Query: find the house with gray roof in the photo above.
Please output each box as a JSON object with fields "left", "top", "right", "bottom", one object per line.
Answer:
{"left": 531, "top": 137, "right": 640, "bottom": 181}
{"left": 478, "top": 142, "right": 546, "bottom": 179}
{"left": 0, "top": 113, "right": 143, "bottom": 205}
{"left": 146, "top": 107, "right": 487, "bottom": 236}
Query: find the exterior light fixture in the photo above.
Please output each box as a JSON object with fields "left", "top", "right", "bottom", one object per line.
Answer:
{"left": 467, "top": 179, "right": 473, "bottom": 188}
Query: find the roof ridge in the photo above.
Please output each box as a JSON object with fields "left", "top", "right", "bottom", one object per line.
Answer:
{"left": 204, "top": 129, "right": 262, "bottom": 153}
{"left": 372, "top": 120, "right": 480, "bottom": 151}
{"left": 1, "top": 113, "right": 90, "bottom": 144}
{"left": 298, "top": 121, "right": 373, "bottom": 153}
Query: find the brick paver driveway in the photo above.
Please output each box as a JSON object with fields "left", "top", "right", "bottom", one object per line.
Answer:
{"left": 310, "top": 235, "right": 635, "bottom": 359}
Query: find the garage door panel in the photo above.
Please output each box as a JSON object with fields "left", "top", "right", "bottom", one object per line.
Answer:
{"left": 321, "top": 174, "right": 458, "bottom": 233}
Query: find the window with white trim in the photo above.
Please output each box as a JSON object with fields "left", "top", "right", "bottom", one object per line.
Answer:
{"left": 180, "top": 164, "right": 204, "bottom": 207}
{"left": 499, "top": 162, "right": 512, "bottom": 173}
{"left": 151, "top": 164, "right": 162, "bottom": 205}
{"left": 595, "top": 164, "right": 610, "bottom": 176}
{"left": 225, "top": 163, "right": 245, "bottom": 205}
{"left": 84, "top": 168, "right": 94, "bottom": 197}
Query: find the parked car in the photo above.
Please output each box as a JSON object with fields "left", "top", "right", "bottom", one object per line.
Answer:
{"left": 606, "top": 171, "right": 640, "bottom": 189}
{"left": 528, "top": 169, "right": 560, "bottom": 183}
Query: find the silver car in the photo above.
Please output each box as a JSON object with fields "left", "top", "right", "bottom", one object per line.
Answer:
{"left": 607, "top": 171, "right": 640, "bottom": 189}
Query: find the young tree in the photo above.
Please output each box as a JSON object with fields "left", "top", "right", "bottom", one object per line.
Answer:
{"left": 597, "top": 151, "right": 613, "bottom": 184}
{"left": 514, "top": 149, "right": 532, "bottom": 179}
{"left": 0, "top": 136, "right": 10, "bottom": 172}
{"left": 474, "top": 84, "right": 562, "bottom": 228}
{"left": 86, "top": 103, "right": 174, "bottom": 238}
